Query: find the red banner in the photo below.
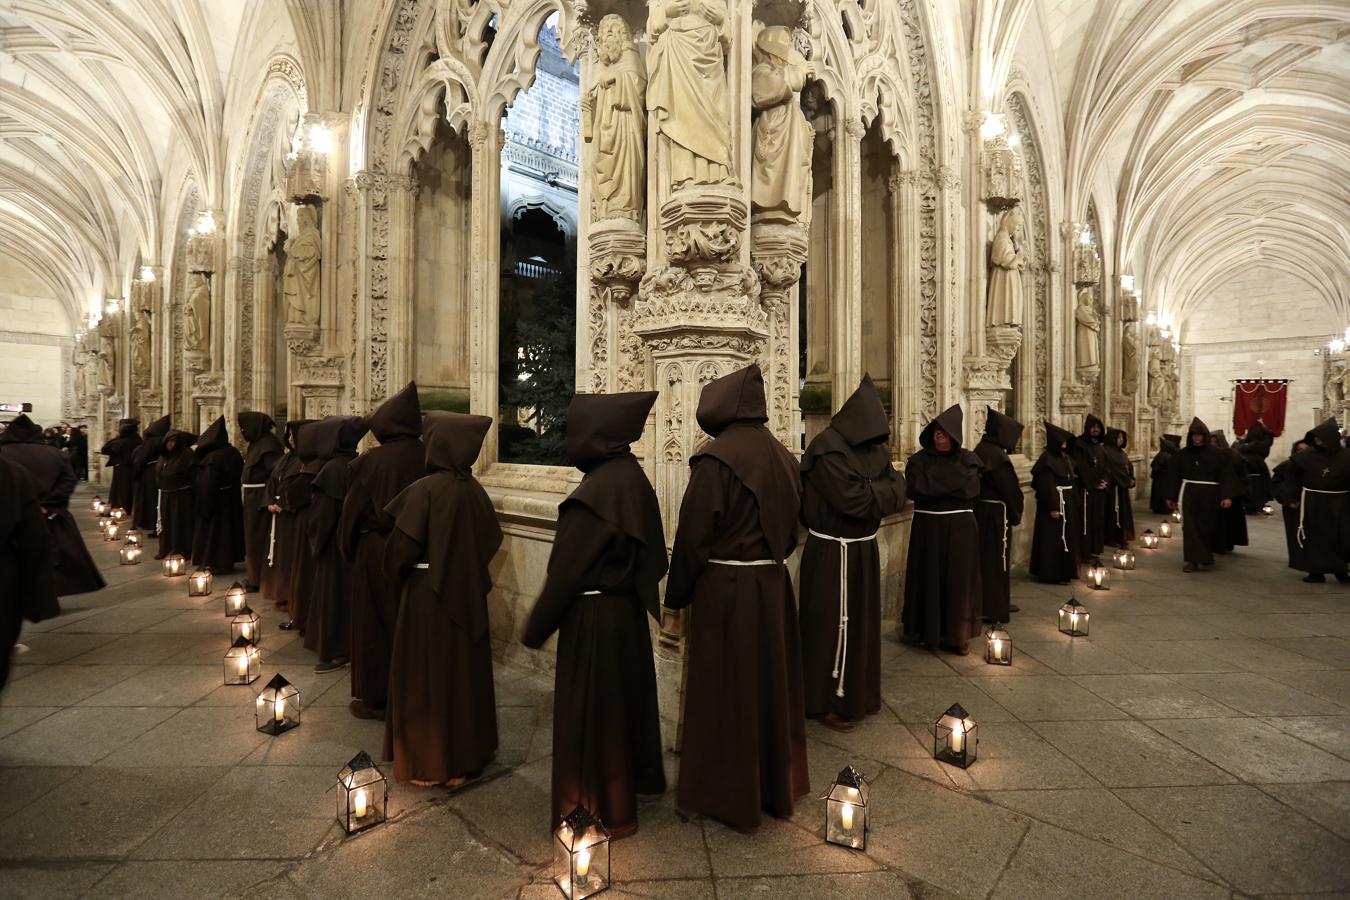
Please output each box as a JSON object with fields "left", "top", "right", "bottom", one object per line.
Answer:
{"left": 1233, "top": 380, "right": 1288, "bottom": 437}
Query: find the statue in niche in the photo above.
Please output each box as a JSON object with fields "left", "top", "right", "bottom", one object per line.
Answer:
{"left": 1147, "top": 349, "right": 1163, "bottom": 406}
{"left": 646, "top": 0, "right": 733, "bottom": 190}
{"left": 284, "top": 204, "right": 322, "bottom": 328}
{"left": 1121, "top": 323, "right": 1140, "bottom": 394}
{"left": 987, "top": 207, "right": 1028, "bottom": 328}
{"left": 583, "top": 15, "right": 647, "bottom": 222}
{"left": 81, "top": 349, "right": 98, "bottom": 401}
{"left": 130, "top": 306, "right": 151, "bottom": 376}
{"left": 1074, "top": 288, "right": 1100, "bottom": 378}
{"left": 185, "top": 273, "right": 210, "bottom": 353}
{"left": 750, "top": 26, "right": 814, "bottom": 225}
{"left": 97, "top": 331, "right": 116, "bottom": 390}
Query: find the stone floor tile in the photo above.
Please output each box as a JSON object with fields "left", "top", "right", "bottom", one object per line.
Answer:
{"left": 1266, "top": 670, "right": 1350, "bottom": 707}
{"left": 922, "top": 720, "right": 1099, "bottom": 792}
{"left": 1014, "top": 640, "right": 1148, "bottom": 675}
{"left": 0, "top": 704, "right": 59, "bottom": 739}
{"left": 9, "top": 631, "right": 121, "bottom": 664}
{"left": 702, "top": 814, "right": 883, "bottom": 878}
{"left": 879, "top": 675, "right": 1017, "bottom": 724}
{"left": 1031, "top": 720, "right": 1237, "bottom": 787}
{"left": 519, "top": 879, "right": 719, "bottom": 900}
{"left": 65, "top": 631, "right": 223, "bottom": 666}
{"left": 0, "top": 706, "right": 177, "bottom": 766}
{"left": 50, "top": 606, "right": 185, "bottom": 634}
{"left": 973, "top": 674, "right": 1131, "bottom": 722}
{"left": 1261, "top": 716, "right": 1350, "bottom": 759}
{"left": 444, "top": 756, "right": 556, "bottom": 866}
{"left": 1266, "top": 636, "right": 1350, "bottom": 667}
{"left": 85, "top": 861, "right": 292, "bottom": 900}
{"left": 97, "top": 706, "right": 269, "bottom": 768}
{"left": 719, "top": 871, "right": 915, "bottom": 899}
{"left": 240, "top": 704, "right": 388, "bottom": 767}
{"left": 1071, "top": 673, "right": 1244, "bottom": 718}
{"left": 0, "top": 864, "right": 114, "bottom": 899}
{"left": 144, "top": 608, "right": 245, "bottom": 634}
{"left": 1150, "top": 717, "right": 1350, "bottom": 783}
{"left": 1083, "top": 639, "right": 1239, "bottom": 674}
{"left": 0, "top": 765, "right": 81, "bottom": 813}
{"left": 1117, "top": 784, "right": 1350, "bottom": 895}
{"left": 0, "top": 663, "right": 146, "bottom": 707}
{"left": 600, "top": 796, "right": 712, "bottom": 881}
{"left": 1171, "top": 672, "right": 1347, "bottom": 716}
{"left": 1174, "top": 638, "right": 1335, "bottom": 673}
{"left": 78, "top": 664, "right": 223, "bottom": 707}
{"left": 1261, "top": 782, "right": 1350, "bottom": 842}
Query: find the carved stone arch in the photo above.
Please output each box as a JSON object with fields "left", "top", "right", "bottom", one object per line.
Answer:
{"left": 506, "top": 194, "right": 576, "bottom": 239}
{"left": 859, "top": 68, "right": 915, "bottom": 164}
{"left": 1006, "top": 89, "right": 1052, "bottom": 451}
{"left": 478, "top": 0, "right": 582, "bottom": 126}
{"left": 806, "top": 0, "right": 858, "bottom": 120}
{"left": 165, "top": 182, "right": 200, "bottom": 423}
{"left": 394, "top": 58, "right": 477, "bottom": 174}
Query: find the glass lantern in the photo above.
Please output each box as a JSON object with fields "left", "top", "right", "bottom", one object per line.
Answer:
{"left": 1058, "top": 597, "right": 1090, "bottom": 636}
{"left": 1086, "top": 558, "right": 1110, "bottom": 590}
{"left": 103, "top": 520, "right": 123, "bottom": 542}
{"left": 231, "top": 606, "right": 261, "bottom": 645}
{"left": 223, "top": 637, "right": 260, "bottom": 685}
{"left": 90, "top": 495, "right": 103, "bottom": 512}
{"left": 985, "top": 622, "right": 1012, "bottom": 665}
{"left": 124, "top": 528, "right": 143, "bottom": 547}
{"left": 1112, "top": 548, "right": 1135, "bottom": 570}
{"left": 224, "top": 582, "right": 248, "bottom": 616}
{"left": 255, "top": 673, "right": 300, "bottom": 734}
{"left": 1261, "top": 502, "right": 1274, "bottom": 516}
{"left": 933, "top": 703, "right": 977, "bottom": 768}
{"left": 188, "top": 567, "right": 213, "bottom": 597}
{"left": 163, "top": 554, "right": 187, "bottom": 577}
{"left": 95, "top": 513, "right": 112, "bottom": 530}
{"left": 1141, "top": 529, "right": 1159, "bottom": 550}
{"left": 118, "top": 540, "right": 143, "bottom": 566}
{"left": 110, "top": 507, "right": 127, "bottom": 521}
{"left": 1171, "top": 509, "right": 1182, "bottom": 524}
{"left": 1159, "top": 520, "right": 1173, "bottom": 539}
{"left": 553, "top": 805, "right": 611, "bottom": 899}
{"left": 822, "top": 765, "right": 869, "bottom": 849}
{"left": 336, "top": 751, "right": 388, "bottom": 834}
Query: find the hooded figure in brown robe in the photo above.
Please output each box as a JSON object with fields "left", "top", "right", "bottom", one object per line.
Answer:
{"left": 191, "top": 417, "right": 246, "bottom": 573}
{"left": 156, "top": 429, "right": 200, "bottom": 559}
{"left": 131, "top": 416, "right": 170, "bottom": 532}
{"left": 1149, "top": 434, "right": 1181, "bottom": 514}
{"left": 902, "top": 404, "right": 984, "bottom": 653}
{"left": 666, "top": 364, "right": 809, "bottom": 830}
{"left": 1071, "top": 414, "right": 1110, "bottom": 560}
{"left": 303, "top": 416, "right": 368, "bottom": 668}
{"left": 280, "top": 421, "right": 322, "bottom": 631}
{"left": 99, "top": 418, "right": 141, "bottom": 511}
{"left": 1235, "top": 422, "right": 1274, "bottom": 512}
{"left": 0, "top": 415, "right": 103, "bottom": 596}
{"left": 522, "top": 391, "right": 667, "bottom": 838}
{"left": 974, "top": 408, "right": 1025, "bottom": 621}
{"left": 1166, "top": 417, "right": 1240, "bottom": 572}
{"left": 341, "top": 382, "right": 426, "bottom": 717}
{"left": 263, "top": 420, "right": 312, "bottom": 612}
{"left": 1102, "top": 427, "right": 1136, "bottom": 548}
{"left": 0, "top": 453, "right": 58, "bottom": 691}
{"left": 238, "top": 412, "right": 284, "bottom": 590}
{"left": 1286, "top": 418, "right": 1350, "bottom": 582}
{"left": 798, "top": 374, "right": 906, "bottom": 731}
{"left": 383, "top": 411, "right": 502, "bottom": 785}
{"left": 1210, "top": 430, "right": 1248, "bottom": 553}
{"left": 1029, "top": 422, "right": 1081, "bottom": 583}
{"left": 1272, "top": 435, "right": 1312, "bottom": 572}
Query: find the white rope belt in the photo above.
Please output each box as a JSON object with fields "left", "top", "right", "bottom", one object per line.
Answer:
{"left": 413, "top": 563, "right": 429, "bottom": 569}
{"left": 155, "top": 488, "right": 163, "bottom": 535}
{"left": 808, "top": 528, "right": 878, "bottom": 699}
{"left": 1179, "top": 479, "right": 1218, "bottom": 528}
{"left": 242, "top": 482, "right": 267, "bottom": 489}
{"left": 580, "top": 590, "right": 601, "bottom": 596}
{"left": 1055, "top": 485, "right": 1073, "bottom": 551}
{"left": 913, "top": 508, "right": 972, "bottom": 515}
{"left": 266, "top": 512, "right": 278, "bottom": 567}
{"left": 977, "top": 500, "right": 1009, "bottom": 570}
{"left": 1297, "top": 487, "right": 1348, "bottom": 548}
{"left": 707, "top": 558, "right": 779, "bottom": 566}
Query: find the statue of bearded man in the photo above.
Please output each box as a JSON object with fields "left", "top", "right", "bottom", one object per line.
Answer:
{"left": 583, "top": 15, "right": 647, "bottom": 222}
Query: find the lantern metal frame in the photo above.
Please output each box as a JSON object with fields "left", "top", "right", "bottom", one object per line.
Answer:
{"left": 223, "top": 637, "right": 261, "bottom": 685}
{"left": 822, "top": 765, "right": 870, "bottom": 849}
{"left": 90, "top": 496, "right": 104, "bottom": 512}
{"left": 1261, "top": 502, "right": 1274, "bottom": 516}
{"left": 110, "top": 507, "right": 127, "bottom": 521}
{"left": 1171, "top": 509, "right": 1182, "bottom": 524}
{"left": 230, "top": 606, "right": 261, "bottom": 645}
{"left": 552, "top": 804, "right": 611, "bottom": 899}
{"left": 336, "top": 750, "right": 389, "bottom": 834}
{"left": 118, "top": 540, "right": 143, "bottom": 566}
{"left": 1058, "top": 597, "right": 1090, "bottom": 636}
{"left": 224, "top": 582, "right": 248, "bottom": 616}
{"left": 163, "top": 554, "right": 187, "bottom": 577}
{"left": 188, "top": 566, "right": 213, "bottom": 597}
{"left": 933, "top": 703, "right": 977, "bottom": 768}
{"left": 1111, "top": 548, "right": 1136, "bottom": 570}
{"left": 255, "top": 673, "right": 301, "bottom": 734}
{"left": 1086, "top": 558, "right": 1111, "bottom": 590}
{"left": 1159, "top": 520, "right": 1174, "bottom": 539}
{"left": 984, "top": 622, "right": 1012, "bottom": 665}
{"left": 123, "top": 528, "right": 143, "bottom": 547}
{"left": 1141, "top": 529, "right": 1159, "bottom": 550}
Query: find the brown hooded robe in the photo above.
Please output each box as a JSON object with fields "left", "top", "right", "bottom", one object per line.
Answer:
{"left": 191, "top": 417, "right": 246, "bottom": 573}
{"left": 666, "top": 364, "right": 809, "bottom": 830}
{"left": 0, "top": 454, "right": 58, "bottom": 690}
{"left": 1071, "top": 413, "right": 1110, "bottom": 560}
{"left": 156, "top": 429, "right": 200, "bottom": 559}
{"left": 1103, "top": 427, "right": 1136, "bottom": 547}
{"left": 1149, "top": 434, "right": 1181, "bottom": 514}
{"left": 1287, "top": 418, "right": 1350, "bottom": 575}
{"left": 383, "top": 412, "right": 502, "bottom": 783}
{"left": 341, "top": 383, "right": 427, "bottom": 708}
{"left": 281, "top": 423, "right": 323, "bottom": 628}
{"left": 99, "top": 419, "right": 141, "bottom": 511}
{"left": 1165, "top": 418, "right": 1240, "bottom": 567}
{"left": 131, "top": 416, "right": 170, "bottom": 532}
{"left": 1210, "top": 430, "right": 1248, "bottom": 552}
{"left": 303, "top": 416, "right": 368, "bottom": 661}
{"left": 974, "top": 408, "right": 1025, "bottom": 621}
{"left": 261, "top": 420, "right": 312, "bottom": 610}
{"left": 1029, "top": 422, "right": 1082, "bottom": 583}
{"left": 522, "top": 391, "right": 667, "bottom": 837}
{"left": 239, "top": 412, "right": 284, "bottom": 589}
{"left": 799, "top": 374, "right": 906, "bottom": 722}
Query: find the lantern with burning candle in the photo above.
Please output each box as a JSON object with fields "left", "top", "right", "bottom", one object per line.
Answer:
{"left": 255, "top": 673, "right": 300, "bottom": 734}
{"left": 553, "top": 805, "right": 611, "bottom": 899}
{"left": 163, "top": 554, "right": 187, "bottom": 577}
{"left": 1141, "top": 529, "right": 1159, "bottom": 550}
{"left": 1058, "top": 597, "right": 1090, "bottom": 636}
{"left": 1261, "top": 502, "right": 1274, "bottom": 516}
{"left": 188, "top": 567, "right": 213, "bottom": 597}
{"left": 822, "top": 765, "right": 870, "bottom": 849}
{"left": 1159, "top": 520, "right": 1173, "bottom": 539}
{"left": 934, "top": 703, "right": 977, "bottom": 768}
{"left": 110, "top": 507, "right": 127, "bottom": 522}
{"left": 90, "top": 495, "right": 103, "bottom": 512}
{"left": 223, "top": 637, "right": 260, "bottom": 685}
{"left": 96, "top": 513, "right": 112, "bottom": 531}
{"left": 985, "top": 622, "right": 1012, "bottom": 665}
{"left": 118, "top": 539, "right": 143, "bottom": 565}
{"left": 124, "top": 528, "right": 143, "bottom": 548}
{"left": 103, "top": 520, "right": 123, "bottom": 542}
{"left": 1112, "top": 548, "right": 1135, "bottom": 570}
{"left": 1086, "top": 558, "right": 1110, "bottom": 590}
{"left": 337, "top": 751, "right": 388, "bottom": 834}
{"left": 1171, "top": 509, "right": 1182, "bottom": 524}
{"left": 224, "top": 582, "right": 248, "bottom": 616}
{"left": 230, "top": 606, "right": 261, "bottom": 645}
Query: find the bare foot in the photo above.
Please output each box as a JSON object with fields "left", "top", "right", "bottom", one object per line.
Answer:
{"left": 410, "top": 778, "right": 439, "bottom": 787}
{"left": 444, "top": 776, "right": 468, "bottom": 789}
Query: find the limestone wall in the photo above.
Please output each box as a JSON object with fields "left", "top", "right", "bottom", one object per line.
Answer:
{"left": 0, "top": 252, "right": 71, "bottom": 425}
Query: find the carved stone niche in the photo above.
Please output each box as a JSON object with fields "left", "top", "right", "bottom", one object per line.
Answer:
{"left": 1119, "top": 289, "right": 1139, "bottom": 323}
{"left": 752, "top": 222, "right": 808, "bottom": 447}
{"left": 284, "top": 324, "right": 321, "bottom": 356}
{"left": 294, "top": 354, "right": 345, "bottom": 419}
{"left": 590, "top": 219, "right": 646, "bottom": 305}
{"left": 1073, "top": 243, "right": 1101, "bottom": 287}
{"left": 191, "top": 372, "right": 225, "bottom": 431}
{"left": 660, "top": 186, "right": 746, "bottom": 266}
{"left": 187, "top": 234, "right": 215, "bottom": 275}
{"left": 589, "top": 218, "right": 648, "bottom": 393}
{"left": 1059, "top": 380, "right": 1092, "bottom": 416}
{"left": 981, "top": 135, "right": 1023, "bottom": 210}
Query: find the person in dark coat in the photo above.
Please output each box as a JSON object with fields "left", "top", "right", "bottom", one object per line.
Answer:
{"left": 902, "top": 405, "right": 984, "bottom": 654}
{"left": 383, "top": 411, "right": 502, "bottom": 787}
{"left": 303, "top": 416, "right": 368, "bottom": 671}
{"left": 0, "top": 454, "right": 59, "bottom": 691}
{"left": 131, "top": 416, "right": 170, "bottom": 533}
{"left": 156, "top": 429, "right": 199, "bottom": 559}
{"left": 99, "top": 419, "right": 141, "bottom": 512}
{"left": 1166, "top": 418, "right": 1240, "bottom": 572}
{"left": 279, "top": 422, "right": 322, "bottom": 632}
{"left": 1149, "top": 434, "right": 1181, "bottom": 513}
{"left": 1287, "top": 418, "right": 1350, "bottom": 583}
{"left": 1029, "top": 422, "right": 1081, "bottom": 583}
{"left": 263, "top": 420, "right": 312, "bottom": 614}
{"left": 666, "top": 364, "right": 809, "bottom": 831}
{"left": 1272, "top": 436, "right": 1311, "bottom": 572}
{"left": 69, "top": 425, "right": 89, "bottom": 482}
{"left": 521, "top": 391, "right": 667, "bottom": 838}
{"left": 1103, "top": 427, "right": 1136, "bottom": 548}
{"left": 341, "top": 383, "right": 426, "bottom": 719}
{"left": 974, "top": 408, "right": 1024, "bottom": 622}
{"left": 1235, "top": 422, "right": 1274, "bottom": 513}
{"left": 1071, "top": 414, "right": 1110, "bottom": 559}
{"left": 1210, "top": 430, "right": 1248, "bottom": 553}
{"left": 0, "top": 415, "right": 104, "bottom": 596}
{"left": 191, "top": 417, "right": 246, "bottom": 573}
{"left": 239, "top": 412, "right": 284, "bottom": 591}
{"left": 798, "top": 374, "right": 906, "bottom": 732}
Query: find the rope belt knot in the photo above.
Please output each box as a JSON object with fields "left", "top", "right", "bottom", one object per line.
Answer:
{"left": 266, "top": 511, "right": 278, "bottom": 567}
{"left": 1054, "top": 485, "right": 1073, "bottom": 551}
{"left": 808, "top": 529, "right": 878, "bottom": 699}
{"left": 977, "top": 499, "right": 1009, "bottom": 570}
{"left": 1297, "top": 487, "right": 1348, "bottom": 547}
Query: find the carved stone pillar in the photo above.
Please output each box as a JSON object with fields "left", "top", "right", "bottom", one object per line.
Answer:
{"left": 963, "top": 325, "right": 1022, "bottom": 439}
{"left": 349, "top": 169, "right": 417, "bottom": 416}
{"left": 752, "top": 222, "right": 808, "bottom": 447}
{"left": 587, "top": 219, "right": 647, "bottom": 393}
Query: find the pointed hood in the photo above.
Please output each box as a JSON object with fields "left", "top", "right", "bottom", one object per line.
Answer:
{"left": 1247, "top": 421, "right": 1269, "bottom": 441}
{"left": 1158, "top": 435, "right": 1178, "bottom": 453}
{"left": 237, "top": 411, "right": 275, "bottom": 444}
{"left": 367, "top": 381, "right": 422, "bottom": 443}
{"left": 920, "top": 404, "right": 965, "bottom": 452}
{"left": 283, "top": 418, "right": 314, "bottom": 453}
{"left": 696, "top": 365, "right": 768, "bottom": 437}
{"left": 0, "top": 414, "right": 42, "bottom": 443}
{"left": 194, "top": 416, "right": 229, "bottom": 456}
{"left": 424, "top": 411, "right": 491, "bottom": 477}
{"left": 1211, "top": 429, "right": 1230, "bottom": 450}
{"left": 300, "top": 416, "right": 367, "bottom": 462}
{"left": 1044, "top": 421, "right": 1075, "bottom": 452}
{"left": 132, "top": 415, "right": 172, "bottom": 469}
{"left": 1106, "top": 427, "right": 1129, "bottom": 450}
{"left": 1309, "top": 417, "right": 1341, "bottom": 450}
{"left": 163, "top": 429, "right": 199, "bottom": 452}
{"left": 831, "top": 374, "right": 890, "bottom": 446}
{"left": 982, "top": 407, "right": 1024, "bottom": 453}
{"left": 565, "top": 391, "right": 657, "bottom": 471}
{"left": 117, "top": 418, "right": 140, "bottom": 437}
{"left": 1185, "top": 417, "right": 1211, "bottom": 448}
{"left": 1081, "top": 414, "right": 1105, "bottom": 443}
{"left": 1163, "top": 433, "right": 1182, "bottom": 445}
{"left": 144, "top": 415, "right": 171, "bottom": 439}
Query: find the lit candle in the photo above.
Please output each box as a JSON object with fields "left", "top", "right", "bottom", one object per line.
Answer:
{"left": 840, "top": 801, "right": 855, "bottom": 832}
{"left": 241, "top": 622, "right": 252, "bottom": 640}
{"left": 236, "top": 655, "right": 248, "bottom": 676}
{"left": 992, "top": 638, "right": 1003, "bottom": 658}
{"left": 353, "top": 788, "right": 368, "bottom": 819}
{"left": 1070, "top": 612, "right": 1080, "bottom": 630}
{"left": 950, "top": 719, "right": 965, "bottom": 754}
{"left": 274, "top": 697, "right": 285, "bottom": 723}
{"left": 575, "top": 847, "right": 592, "bottom": 883}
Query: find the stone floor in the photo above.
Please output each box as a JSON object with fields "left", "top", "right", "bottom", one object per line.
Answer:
{"left": 2, "top": 490, "right": 1349, "bottom": 899}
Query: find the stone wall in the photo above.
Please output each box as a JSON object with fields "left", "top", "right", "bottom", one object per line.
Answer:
{"left": 0, "top": 252, "right": 71, "bottom": 424}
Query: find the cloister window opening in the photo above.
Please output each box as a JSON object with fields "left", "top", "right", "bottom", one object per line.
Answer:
{"left": 801, "top": 80, "right": 835, "bottom": 449}
{"left": 860, "top": 119, "right": 897, "bottom": 420}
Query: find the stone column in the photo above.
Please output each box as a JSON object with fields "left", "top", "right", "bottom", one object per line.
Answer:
{"left": 751, "top": 223, "right": 808, "bottom": 447}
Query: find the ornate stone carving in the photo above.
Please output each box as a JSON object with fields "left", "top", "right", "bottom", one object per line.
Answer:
{"left": 187, "top": 231, "right": 215, "bottom": 275}
{"left": 286, "top": 114, "right": 333, "bottom": 202}
{"left": 588, "top": 219, "right": 647, "bottom": 392}
{"left": 294, "top": 354, "right": 345, "bottom": 386}
{"left": 1121, "top": 322, "right": 1140, "bottom": 394}
{"left": 752, "top": 222, "right": 808, "bottom": 445}
{"left": 1075, "top": 288, "right": 1101, "bottom": 380}
{"left": 1059, "top": 380, "right": 1093, "bottom": 412}
{"left": 982, "top": 131, "right": 1023, "bottom": 209}
{"left": 987, "top": 208, "right": 1027, "bottom": 328}
{"left": 284, "top": 204, "right": 322, "bottom": 328}
{"left": 185, "top": 272, "right": 210, "bottom": 355}
{"left": 129, "top": 303, "right": 151, "bottom": 380}
{"left": 646, "top": 0, "right": 734, "bottom": 190}
{"left": 96, "top": 320, "right": 117, "bottom": 393}
{"left": 583, "top": 15, "right": 646, "bottom": 223}
{"left": 750, "top": 26, "right": 813, "bottom": 226}
{"left": 660, "top": 187, "right": 746, "bottom": 264}
{"left": 1073, "top": 238, "right": 1101, "bottom": 287}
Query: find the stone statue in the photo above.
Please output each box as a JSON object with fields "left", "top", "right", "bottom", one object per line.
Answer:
{"left": 987, "top": 207, "right": 1027, "bottom": 327}
{"left": 583, "top": 15, "right": 647, "bottom": 222}
{"left": 130, "top": 306, "right": 151, "bottom": 376}
{"left": 750, "top": 26, "right": 813, "bottom": 225}
{"left": 1147, "top": 349, "right": 1163, "bottom": 406}
{"left": 97, "top": 331, "right": 116, "bottom": 390}
{"left": 284, "top": 204, "right": 322, "bottom": 327}
{"left": 186, "top": 273, "right": 210, "bottom": 353}
{"left": 1075, "top": 288, "right": 1100, "bottom": 377}
{"left": 646, "top": 0, "right": 733, "bottom": 190}
{"left": 1121, "top": 322, "right": 1139, "bottom": 394}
